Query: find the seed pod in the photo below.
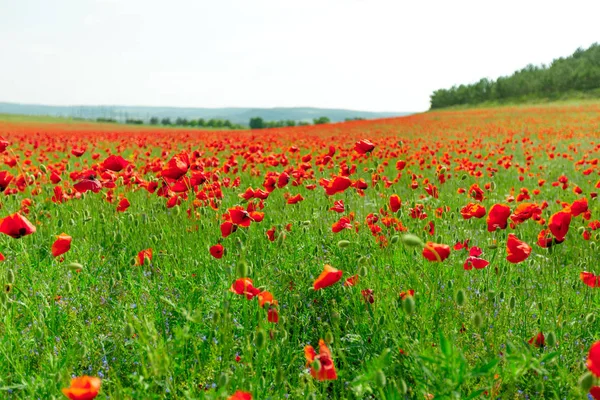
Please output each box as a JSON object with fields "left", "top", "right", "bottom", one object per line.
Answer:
{"left": 401, "top": 234, "right": 424, "bottom": 247}
{"left": 455, "top": 289, "right": 466, "bottom": 307}
{"left": 236, "top": 261, "right": 249, "bottom": 278}
{"left": 399, "top": 379, "right": 408, "bottom": 394}
{"left": 275, "top": 368, "right": 284, "bottom": 385}
{"left": 375, "top": 370, "right": 386, "bottom": 387}
{"left": 337, "top": 240, "right": 350, "bottom": 249}
{"left": 255, "top": 328, "right": 267, "bottom": 349}
{"left": 473, "top": 312, "right": 483, "bottom": 329}
{"left": 324, "top": 330, "right": 334, "bottom": 344}
{"left": 218, "top": 372, "right": 229, "bottom": 388}
{"left": 402, "top": 296, "right": 416, "bottom": 315}
{"left": 6, "top": 269, "right": 15, "bottom": 285}
{"left": 586, "top": 313, "right": 596, "bottom": 324}
{"left": 579, "top": 372, "right": 594, "bottom": 392}
{"left": 124, "top": 322, "right": 135, "bottom": 337}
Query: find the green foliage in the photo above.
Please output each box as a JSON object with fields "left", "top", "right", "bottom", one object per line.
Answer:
{"left": 313, "top": 116, "right": 330, "bottom": 125}
{"left": 430, "top": 43, "right": 600, "bottom": 109}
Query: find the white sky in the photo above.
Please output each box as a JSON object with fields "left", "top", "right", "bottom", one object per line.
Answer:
{"left": 0, "top": 0, "right": 598, "bottom": 112}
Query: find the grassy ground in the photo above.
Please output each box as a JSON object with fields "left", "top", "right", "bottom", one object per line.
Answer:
{"left": 1, "top": 102, "right": 600, "bottom": 399}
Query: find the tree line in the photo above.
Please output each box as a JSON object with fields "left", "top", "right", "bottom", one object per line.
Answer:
{"left": 430, "top": 43, "right": 600, "bottom": 109}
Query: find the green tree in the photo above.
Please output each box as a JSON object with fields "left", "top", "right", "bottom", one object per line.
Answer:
{"left": 249, "top": 117, "right": 265, "bottom": 129}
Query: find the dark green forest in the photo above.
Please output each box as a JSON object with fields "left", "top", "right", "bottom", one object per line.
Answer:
{"left": 430, "top": 43, "right": 600, "bottom": 109}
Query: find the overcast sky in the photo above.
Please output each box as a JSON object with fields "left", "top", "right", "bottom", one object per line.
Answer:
{"left": 0, "top": 0, "right": 598, "bottom": 112}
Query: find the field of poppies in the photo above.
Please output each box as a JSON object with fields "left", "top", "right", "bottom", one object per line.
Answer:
{"left": 1, "top": 102, "right": 600, "bottom": 399}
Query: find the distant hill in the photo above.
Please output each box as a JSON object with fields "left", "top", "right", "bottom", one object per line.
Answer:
{"left": 0, "top": 102, "right": 410, "bottom": 124}
{"left": 430, "top": 43, "right": 600, "bottom": 109}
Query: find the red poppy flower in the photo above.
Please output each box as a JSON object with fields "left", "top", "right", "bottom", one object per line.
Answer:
{"left": 422, "top": 242, "right": 451, "bottom": 262}
{"left": 136, "top": 248, "right": 153, "bottom": 266}
{"left": 230, "top": 278, "right": 261, "bottom": 299}
{"left": 313, "top": 264, "right": 343, "bottom": 290}
{"left": 589, "top": 341, "right": 600, "bottom": 377}
{"left": 571, "top": 197, "right": 588, "bottom": 217}
{"left": 287, "top": 193, "right": 304, "bottom": 204}
{"left": 537, "top": 229, "right": 564, "bottom": 248}
{"left": 210, "top": 244, "right": 224, "bottom": 259}
{"left": 0, "top": 213, "right": 36, "bottom": 238}
{"left": 389, "top": 194, "right": 401, "bottom": 212}
{"left": 361, "top": 289, "right": 375, "bottom": 304}
{"left": 221, "top": 221, "right": 238, "bottom": 238}
{"left": 460, "top": 203, "right": 486, "bottom": 219}
{"left": 323, "top": 176, "right": 352, "bottom": 196}
{"left": 0, "top": 170, "right": 14, "bottom": 192}
{"left": 548, "top": 210, "right": 571, "bottom": 241}
{"left": 528, "top": 332, "right": 545, "bottom": 348}
{"left": 354, "top": 139, "right": 375, "bottom": 154}
{"left": 71, "top": 147, "right": 86, "bottom": 157}
{"left": 161, "top": 152, "right": 190, "bottom": 180}
{"left": 266, "top": 226, "right": 276, "bottom": 242}
{"left": 0, "top": 139, "right": 9, "bottom": 153}
{"left": 399, "top": 289, "right": 415, "bottom": 300}
{"left": 62, "top": 375, "right": 101, "bottom": 400}
{"left": 506, "top": 234, "right": 531, "bottom": 263}
{"left": 102, "top": 155, "right": 129, "bottom": 172}
{"left": 257, "top": 291, "right": 276, "bottom": 307}
{"left": 117, "top": 198, "right": 131, "bottom": 212}
{"left": 228, "top": 207, "right": 253, "bottom": 227}
{"left": 74, "top": 178, "right": 102, "bottom": 193}
{"left": 277, "top": 172, "right": 290, "bottom": 188}
{"left": 228, "top": 391, "right": 252, "bottom": 400}
{"left": 267, "top": 306, "right": 279, "bottom": 323}
{"left": 590, "top": 387, "right": 600, "bottom": 400}
{"left": 581, "top": 271, "right": 600, "bottom": 288}
{"left": 330, "top": 200, "right": 345, "bottom": 213}
{"left": 344, "top": 274, "right": 358, "bottom": 287}
{"left": 468, "top": 183, "right": 485, "bottom": 201}
{"left": 52, "top": 233, "right": 72, "bottom": 257}
{"left": 454, "top": 239, "right": 470, "bottom": 251}
{"left": 332, "top": 216, "right": 352, "bottom": 233}
{"left": 486, "top": 204, "right": 511, "bottom": 231}
{"left": 464, "top": 255, "right": 489, "bottom": 270}
{"left": 510, "top": 202, "right": 542, "bottom": 225}
{"left": 304, "top": 339, "right": 338, "bottom": 381}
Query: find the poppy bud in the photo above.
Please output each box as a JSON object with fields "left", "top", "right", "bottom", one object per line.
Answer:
{"left": 6, "top": 269, "right": 15, "bottom": 285}
{"left": 587, "top": 313, "right": 596, "bottom": 324}
{"left": 401, "top": 234, "right": 424, "bottom": 248}
{"left": 578, "top": 226, "right": 586, "bottom": 235}
{"left": 473, "top": 312, "right": 483, "bottom": 329}
{"left": 255, "top": 328, "right": 267, "bottom": 349}
{"left": 546, "top": 331, "right": 557, "bottom": 347}
{"left": 455, "top": 289, "right": 466, "bottom": 307}
{"left": 487, "top": 290, "right": 495, "bottom": 302}
{"left": 212, "top": 311, "right": 221, "bottom": 324}
{"left": 0, "top": 292, "right": 7, "bottom": 306}
{"left": 307, "top": 393, "right": 317, "bottom": 400}
{"left": 399, "top": 378, "right": 408, "bottom": 394}
{"left": 499, "top": 291, "right": 505, "bottom": 300}
{"left": 509, "top": 296, "right": 516, "bottom": 309}
{"left": 331, "top": 311, "right": 341, "bottom": 325}
{"left": 488, "top": 242, "right": 498, "bottom": 250}
{"left": 535, "top": 381, "right": 543, "bottom": 393}
{"left": 378, "top": 315, "right": 385, "bottom": 326}
{"left": 124, "top": 322, "right": 135, "bottom": 337}
{"left": 66, "top": 262, "right": 84, "bottom": 272}
{"left": 337, "top": 240, "right": 351, "bottom": 249}
{"left": 275, "top": 368, "right": 284, "bottom": 385}
{"left": 66, "top": 281, "right": 72, "bottom": 293}
{"left": 57, "top": 219, "right": 63, "bottom": 228}
{"left": 390, "top": 235, "right": 399, "bottom": 244}
{"left": 358, "top": 265, "right": 368, "bottom": 277}
{"left": 39, "top": 164, "right": 47, "bottom": 173}
{"left": 402, "top": 296, "right": 415, "bottom": 315}
{"left": 236, "top": 261, "right": 249, "bottom": 278}
{"left": 447, "top": 280, "right": 453, "bottom": 289}
{"left": 4, "top": 284, "right": 12, "bottom": 294}
{"left": 461, "top": 174, "right": 468, "bottom": 180}
{"left": 301, "top": 220, "right": 311, "bottom": 226}
{"left": 218, "top": 372, "right": 229, "bottom": 388}
{"left": 325, "top": 330, "right": 334, "bottom": 344}
{"left": 357, "top": 256, "right": 369, "bottom": 266}
{"left": 276, "top": 231, "right": 286, "bottom": 246}
{"left": 489, "top": 181, "right": 496, "bottom": 191}
{"left": 311, "top": 359, "right": 321, "bottom": 372}
{"left": 579, "top": 372, "right": 594, "bottom": 392}
{"left": 375, "top": 370, "right": 386, "bottom": 387}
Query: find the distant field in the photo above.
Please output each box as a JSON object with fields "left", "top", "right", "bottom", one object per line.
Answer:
{"left": 1, "top": 102, "right": 600, "bottom": 399}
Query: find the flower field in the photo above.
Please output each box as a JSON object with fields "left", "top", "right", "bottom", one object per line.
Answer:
{"left": 1, "top": 103, "right": 600, "bottom": 399}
